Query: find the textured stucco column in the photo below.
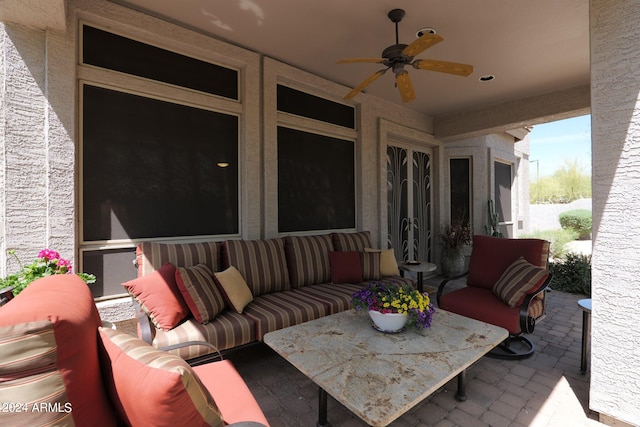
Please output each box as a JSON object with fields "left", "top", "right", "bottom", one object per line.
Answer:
{"left": 0, "top": 19, "right": 75, "bottom": 275}
{"left": 590, "top": 1, "right": 640, "bottom": 426}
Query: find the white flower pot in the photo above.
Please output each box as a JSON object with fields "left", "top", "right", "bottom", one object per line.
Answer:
{"left": 368, "top": 310, "right": 408, "bottom": 332}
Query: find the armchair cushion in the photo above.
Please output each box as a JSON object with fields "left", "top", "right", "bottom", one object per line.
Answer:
{"left": 0, "top": 275, "right": 117, "bottom": 427}
{"left": 492, "top": 257, "right": 549, "bottom": 307}
{"left": 98, "top": 327, "right": 223, "bottom": 427}
{"left": 122, "top": 262, "right": 189, "bottom": 330}
{"left": 176, "top": 264, "right": 226, "bottom": 324}
{"left": 328, "top": 251, "right": 363, "bottom": 284}
{"left": 214, "top": 266, "right": 254, "bottom": 314}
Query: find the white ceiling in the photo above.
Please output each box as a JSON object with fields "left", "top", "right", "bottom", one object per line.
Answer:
{"left": 112, "top": 0, "right": 590, "bottom": 118}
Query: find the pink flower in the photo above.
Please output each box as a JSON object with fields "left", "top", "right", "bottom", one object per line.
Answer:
{"left": 38, "top": 249, "right": 60, "bottom": 261}
{"left": 57, "top": 258, "right": 73, "bottom": 274}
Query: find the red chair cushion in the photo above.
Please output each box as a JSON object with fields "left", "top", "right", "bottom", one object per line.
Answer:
{"left": 439, "top": 287, "right": 522, "bottom": 334}
{"left": 0, "top": 275, "right": 117, "bottom": 427}
{"left": 193, "top": 360, "right": 269, "bottom": 426}
{"left": 467, "top": 235, "right": 549, "bottom": 290}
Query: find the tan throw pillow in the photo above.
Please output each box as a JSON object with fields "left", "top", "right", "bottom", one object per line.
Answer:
{"left": 365, "top": 248, "right": 400, "bottom": 276}
{"left": 214, "top": 266, "right": 253, "bottom": 313}
{"left": 492, "top": 257, "right": 549, "bottom": 307}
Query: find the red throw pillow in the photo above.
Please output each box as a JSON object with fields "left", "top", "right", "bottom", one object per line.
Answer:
{"left": 122, "top": 262, "right": 189, "bottom": 330}
{"left": 329, "top": 251, "right": 363, "bottom": 284}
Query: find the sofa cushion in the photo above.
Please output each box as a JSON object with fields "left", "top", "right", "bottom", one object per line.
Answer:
{"left": 293, "top": 283, "right": 362, "bottom": 314}
{"left": 152, "top": 313, "right": 256, "bottom": 360}
{"left": 214, "top": 266, "right": 254, "bottom": 314}
{"left": 492, "top": 257, "right": 549, "bottom": 307}
{"left": 0, "top": 275, "right": 117, "bottom": 427}
{"left": 98, "top": 327, "right": 223, "bottom": 427}
{"left": 176, "top": 264, "right": 226, "bottom": 324}
{"left": 136, "top": 241, "right": 222, "bottom": 277}
{"left": 284, "top": 234, "right": 334, "bottom": 288}
{"left": 359, "top": 251, "right": 381, "bottom": 281}
{"left": 467, "top": 235, "right": 550, "bottom": 290}
{"left": 123, "top": 262, "right": 190, "bottom": 330}
{"left": 329, "top": 251, "right": 363, "bottom": 284}
{"left": 332, "top": 231, "right": 373, "bottom": 252}
{"left": 243, "top": 291, "right": 328, "bottom": 340}
{"left": 224, "top": 238, "right": 290, "bottom": 296}
{"left": 192, "top": 360, "right": 269, "bottom": 426}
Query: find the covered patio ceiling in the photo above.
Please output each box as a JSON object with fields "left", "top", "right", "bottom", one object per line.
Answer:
{"left": 111, "top": 0, "right": 590, "bottom": 136}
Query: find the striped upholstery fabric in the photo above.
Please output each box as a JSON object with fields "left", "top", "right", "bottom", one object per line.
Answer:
{"left": 0, "top": 321, "right": 75, "bottom": 427}
{"left": 360, "top": 251, "right": 381, "bottom": 281}
{"left": 99, "top": 328, "right": 223, "bottom": 427}
{"left": 176, "top": 264, "right": 227, "bottom": 324}
{"left": 493, "top": 257, "right": 549, "bottom": 307}
{"left": 284, "top": 235, "right": 334, "bottom": 288}
{"left": 293, "top": 283, "right": 362, "bottom": 314}
{"left": 153, "top": 312, "right": 256, "bottom": 360}
{"left": 0, "top": 275, "right": 117, "bottom": 427}
{"left": 375, "top": 276, "right": 415, "bottom": 288}
{"left": 528, "top": 298, "right": 545, "bottom": 319}
{"left": 243, "top": 292, "right": 328, "bottom": 340}
{"left": 136, "top": 241, "right": 222, "bottom": 277}
{"left": 224, "top": 238, "right": 290, "bottom": 296}
{"left": 332, "top": 231, "right": 373, "bottom": 252}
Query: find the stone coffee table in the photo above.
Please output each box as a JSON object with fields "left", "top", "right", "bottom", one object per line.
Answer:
{"left": 264, "top": 309, "right": 508, "bottom": 426}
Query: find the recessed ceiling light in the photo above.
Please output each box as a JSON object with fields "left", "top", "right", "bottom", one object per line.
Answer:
{"left": 479, "top": 75, "right": 495, "bottom": 82}
{"left": 416, "top": 27, "right": 437, "bottom": 38}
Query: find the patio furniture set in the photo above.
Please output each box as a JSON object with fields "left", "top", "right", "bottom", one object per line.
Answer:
{"left": 0, "top": 231, "right": 552, "bottom": 426}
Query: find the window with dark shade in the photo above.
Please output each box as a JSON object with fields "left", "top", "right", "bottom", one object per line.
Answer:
{"left": 450, "top": 158, "right": 471, "bottom": 224}
{"left": 277, "top": 85, "right": 355, "bottom": 129}
{"left": 277, "top": 126, "right": 355, "bottom": 232}
{"left": 82, "top": 25, "right": 238, "bottom": 100}
{"left": 82, "top": 85, "right": 239, "bottom": 241}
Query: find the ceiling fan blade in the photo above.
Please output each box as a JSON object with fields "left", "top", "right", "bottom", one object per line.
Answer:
{"left": 402, "top": 33, "right": 444, "bottom": 57}
{"left": 337, "top": 58, "right": 386, "bottom": 64}
{"left": 344, "top": 69, "right": 388, "bottom": 100}
{"left": 395, "top": 71, "right": 416, "bottom": 103}
{"left": 412, "top": 59, "right": 474, "bottom": 76}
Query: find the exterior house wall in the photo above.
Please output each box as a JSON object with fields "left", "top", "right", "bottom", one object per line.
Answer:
{"left": 590, "top": 0, "right": 640, "bottom": 426}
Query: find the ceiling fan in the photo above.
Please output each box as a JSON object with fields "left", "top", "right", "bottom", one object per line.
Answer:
{"left": 338, "top": 8, "right": 473, "bottom": 103}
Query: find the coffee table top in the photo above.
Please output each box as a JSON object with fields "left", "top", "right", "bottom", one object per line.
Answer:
{"left": 264, "top": 309, "right": 507, "bottom": 427}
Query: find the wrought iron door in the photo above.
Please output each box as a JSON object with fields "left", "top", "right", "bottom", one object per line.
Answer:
{"left": 386, "top": 146, "right": 433, "bottom": 262}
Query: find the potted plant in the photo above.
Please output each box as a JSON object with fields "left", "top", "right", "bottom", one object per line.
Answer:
{"left": 441, "top": 217, "right": 472, "bottom": 277}
{"left": 0, "top": 249, "right": 96, "bottom": 299}
{"left": 352, "top": 281, "right": 435, "bottom": 332}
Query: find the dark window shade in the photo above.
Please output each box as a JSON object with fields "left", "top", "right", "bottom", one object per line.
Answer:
{"left": 278, "top": 127, "right": 355, "bottom": 232}
{"left": 83, "top": 248, "right": 137, "bottom": 298}
{"left": 82, "top": 85, "right": 239, "bottom": 241}
{"left": 277, "top": 85, "right": 355, "bottom": 129}
{"left": 450, "top": 158, "right": 471, "bottom": 224}
{"left": 82, "top": 25, "right": 238, "bottom": 100}
{"left": 495, "top": 161, "right": 513, "bottom": 237}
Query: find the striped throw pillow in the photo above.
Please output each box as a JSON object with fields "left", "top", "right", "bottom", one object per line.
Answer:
{"left": 360, "top": 251, "right": 381, "bottom": 281}
{"left": 176, "top": 264, "right": 226, "bottom": 324}
{"left": 492, "top": 257, "right": 549, "bottom": 307}
{"left": 98, "top": 327, "right": 223, "bottom": 427}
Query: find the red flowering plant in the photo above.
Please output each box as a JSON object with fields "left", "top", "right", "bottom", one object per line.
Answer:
{"left": 0, "top": 249, "right": 96, "bottom": 296}
{"left": 352, "top": 281, "right": 435, "bottom": 329}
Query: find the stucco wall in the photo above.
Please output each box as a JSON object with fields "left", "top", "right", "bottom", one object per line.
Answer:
{"left": 590, "top": 0, "right": 640, "bottom": 425}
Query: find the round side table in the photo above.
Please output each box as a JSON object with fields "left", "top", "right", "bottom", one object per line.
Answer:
{"left": 398, "top": 262, "right": 437, "bottom": 293}
{"left": 578, "top": 298, "right": 592, "bottom": 374}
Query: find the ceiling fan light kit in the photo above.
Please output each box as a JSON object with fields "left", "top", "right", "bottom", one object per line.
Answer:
{"left": 338, "top": 8, "right": 474, "bottom": 103}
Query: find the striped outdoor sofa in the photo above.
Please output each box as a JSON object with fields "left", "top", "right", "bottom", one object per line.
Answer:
{"left": 128, "top": 231, "right": 415, "bottom": 361}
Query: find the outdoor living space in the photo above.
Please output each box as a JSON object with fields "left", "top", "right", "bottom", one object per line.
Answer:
{"left": 217, "top": 283, "right": 600, "bottom": 427}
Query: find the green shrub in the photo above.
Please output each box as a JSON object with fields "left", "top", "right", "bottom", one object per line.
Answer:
{"left": 559, "top": 209, "right": 592, "bottom": 239}
{"left": 549, "top": 253, "right": 591, "bottom": 297}
{"left": 520, "top": 229, "right": 578, "bottom": 259}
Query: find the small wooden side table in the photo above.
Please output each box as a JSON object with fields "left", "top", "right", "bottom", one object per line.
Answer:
{"left": 398, "top": 262, "right": 437, "bottom": 293}
{"left": 578, "top": 298, "right": 592, "bottom": 374}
